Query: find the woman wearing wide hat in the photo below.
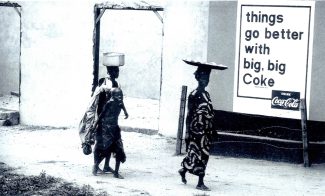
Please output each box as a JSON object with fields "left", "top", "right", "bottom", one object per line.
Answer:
{"left": 178, "top": 59, "right": 227, "bottom": 191}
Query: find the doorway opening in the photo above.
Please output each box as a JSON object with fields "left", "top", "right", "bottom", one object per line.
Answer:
{"left": 0, "top": 2, "right": 21, "bottom": 126}
{"left": 92, "top": 2, "right": 164, "bottom": 132}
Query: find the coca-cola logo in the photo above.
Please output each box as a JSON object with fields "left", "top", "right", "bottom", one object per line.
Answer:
{"left": 271, "top": 90, "right": 300, "bottom": 111}
{"left": 271, "top": 97, "right": 299, "bottom": 109}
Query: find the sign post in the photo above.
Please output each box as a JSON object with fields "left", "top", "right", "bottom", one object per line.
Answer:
{"left": 176, "top": 85, "right": 187, "bottom": 155}
{"left": 300, "top": 98, "right": 310, "bottom": 167}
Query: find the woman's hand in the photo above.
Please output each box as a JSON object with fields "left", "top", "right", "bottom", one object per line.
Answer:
{"left": 100, "top": 84, "right": 111, "bottom": 92}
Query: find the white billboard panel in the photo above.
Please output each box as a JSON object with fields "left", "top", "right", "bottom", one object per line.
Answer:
{"left": 233, "top": 0, "right": 315, "bottom": 119}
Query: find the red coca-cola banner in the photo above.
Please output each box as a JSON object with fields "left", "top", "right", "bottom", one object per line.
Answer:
{"left": 271, "top": 90, "right": 300, "bottom": 111}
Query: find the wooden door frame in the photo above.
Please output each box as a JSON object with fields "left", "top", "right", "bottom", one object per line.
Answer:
{"left": 91, "top": 2, "right": 164, "bottom": 95}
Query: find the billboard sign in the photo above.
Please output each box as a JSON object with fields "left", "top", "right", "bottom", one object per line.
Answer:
{"left": 233, "top": 0, "right": 315, "bottom": 119}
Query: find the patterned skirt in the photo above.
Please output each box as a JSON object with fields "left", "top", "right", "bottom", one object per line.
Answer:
{"left": 182, "top": 134, "right": 210, "bottom": 176}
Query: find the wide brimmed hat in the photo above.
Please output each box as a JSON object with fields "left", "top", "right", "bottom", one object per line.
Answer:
{"left": 183, "top": 59, "right": 228, "bottom": 70}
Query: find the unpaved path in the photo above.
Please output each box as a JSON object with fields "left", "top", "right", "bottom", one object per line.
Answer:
{"left": 0, "top": 125, "right": 324, "bottom": 196}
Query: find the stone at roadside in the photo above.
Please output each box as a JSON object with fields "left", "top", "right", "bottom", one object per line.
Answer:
{"left": 0, "top": 108, "right": 19, "bottom": 126}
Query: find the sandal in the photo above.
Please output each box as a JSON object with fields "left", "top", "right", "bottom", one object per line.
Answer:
{"left": 114, "top": 173, "right": 124, "bottom": 179}
{"left": 196, "top": 184, "right": 211, "bottom": 191}
{"left": 103, "top": 166, "right": 115, "bottom": 173}
{"left": 178, "top": 168, "right": 187, "bottom": 184}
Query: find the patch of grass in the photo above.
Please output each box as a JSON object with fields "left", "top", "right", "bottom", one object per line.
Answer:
{"left": 0, "top": 163, "right": 108, "bottom": 196}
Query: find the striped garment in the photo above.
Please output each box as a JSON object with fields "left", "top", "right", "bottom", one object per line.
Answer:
{"left": 182, "top": 89, "right": 215, "bottom": 176}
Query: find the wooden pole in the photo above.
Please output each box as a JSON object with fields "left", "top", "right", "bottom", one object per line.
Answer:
{"left": 300, "top": 98, "right": 310, "bottom": 167}
{"left": 92, "top": 6, "right": 101, "bottom": 95}
{"left": 176, "top": 86, "right": 187, "bottom": 155}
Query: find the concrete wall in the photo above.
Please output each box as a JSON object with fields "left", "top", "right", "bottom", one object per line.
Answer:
{"left": 309, "top": 1, "right": 325, "bottom": 122}
{"left": 207, "top": 1, "right": 237, "bottom": 112}
{"left": 19, "top": 1, "right": 94, "bottom": 126}
{"left": 158, "top": 0, "right": 325, "bottom": 137}
{"left": 17, "top": 0, "right": 163, "bottom": 126}
{"left": 2, "top": 0, "right": 212, "bottom": 134}
{"left": 206, "top": 0, "right": 325, "bottom": 122}
{"left": 99, "top": 9, "right": 163, "bottom": 100}
{"left": 158, "top": 0, "right": 209, "bottom": 136}
{"left": 7, "top": 0, "right": 325, "bottom": 134}
{"left": 0, "top": 6, "right": 20, "bottom": 95}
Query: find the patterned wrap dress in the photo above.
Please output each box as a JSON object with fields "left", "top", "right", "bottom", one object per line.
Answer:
{"left": 95, "top": 99, "right": 126, "bottom": 163}
{"left": 181, "top": 89, "right": 215, "bottom": 176}
{"left": 79, "top": 77, "right": 117, "bottom": 146}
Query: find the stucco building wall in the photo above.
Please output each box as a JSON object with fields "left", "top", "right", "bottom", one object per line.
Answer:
{"left": 99, "top": 9, "right": 163, "bottom": 100}
{"left": 4, "top": 0, "right": 325, "bottom": 136}
{"left": 158, "top": 1, "right": 209, "bottom": 136}
{"left": 19, "top": 1, "right": 94, "bottom": 126}
{"left": 16, "top": 0, "right": 162, "bottom": 126}
{"left": 309, "top": 1, "right": 325, "bottom": 122}
{"left": 0, "top": 6, "right": 20, "bottom": 95}
{"left": 159, "top": 0, "right": 325, "bottom": 137}
{"left": 207, "top": 1, "right": 237, "bottom": 111}
{"left": 206, "top": 0, "right": 325, "bottom": 122}
{"left": 207, "top": 1, "right": 237, "bottom": 112}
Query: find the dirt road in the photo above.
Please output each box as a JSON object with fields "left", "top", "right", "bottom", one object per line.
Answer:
{"left": 0, "top": 125, "right": 324, "bottom": 195}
